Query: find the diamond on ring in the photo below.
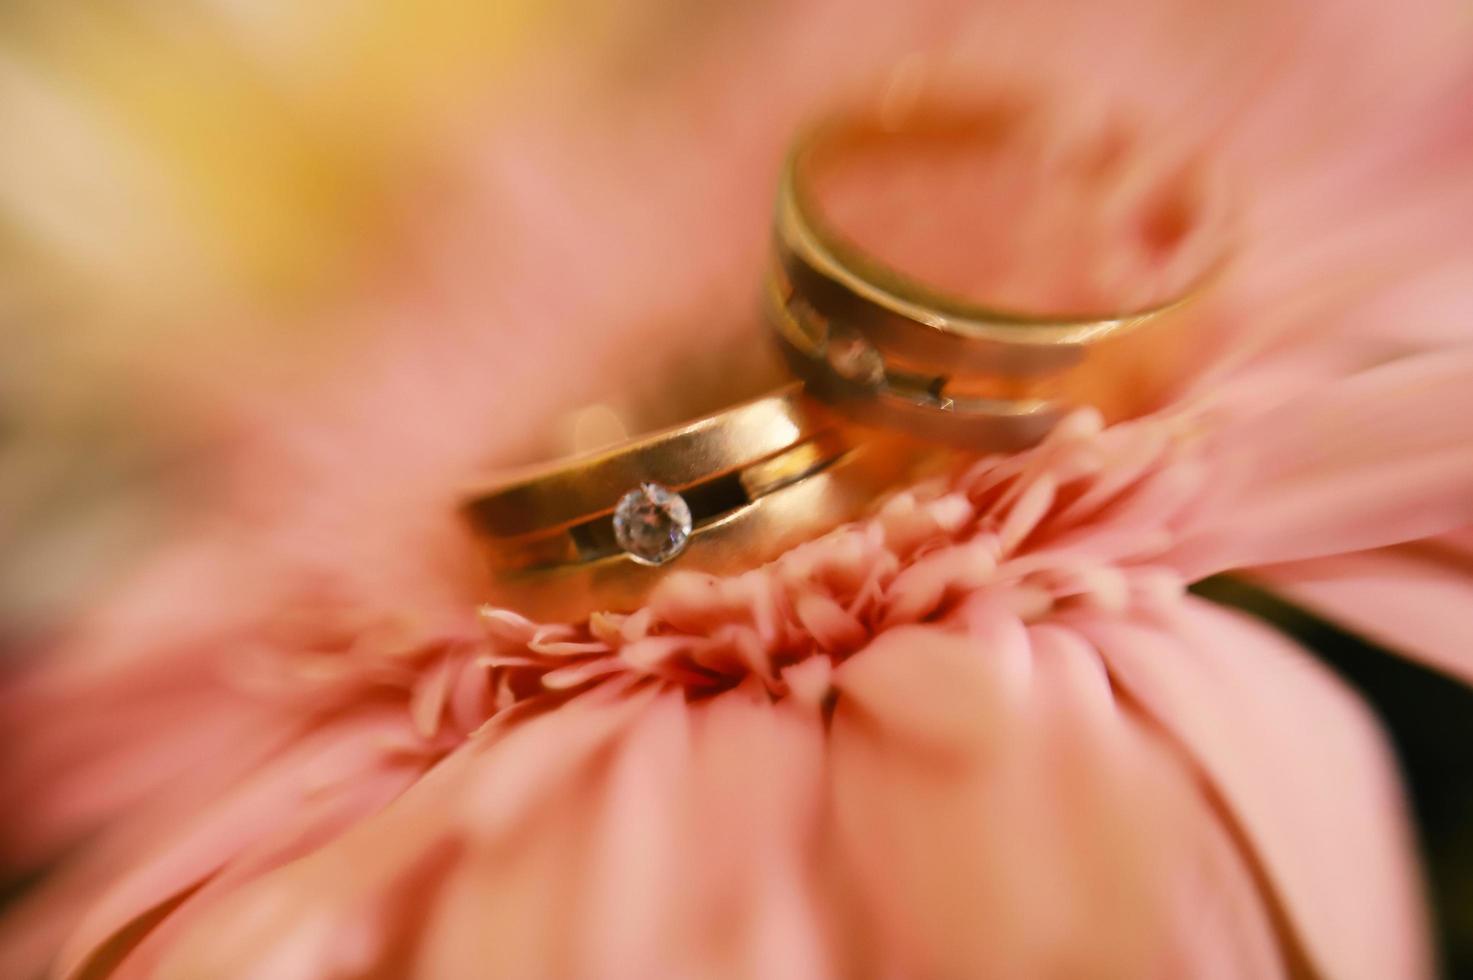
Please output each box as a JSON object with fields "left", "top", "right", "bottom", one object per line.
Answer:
{"left": 612, "top": 482, "right": 693, "bottom": 565}
{"left": 825, "top": 329, "right": 886, "bottom": 387}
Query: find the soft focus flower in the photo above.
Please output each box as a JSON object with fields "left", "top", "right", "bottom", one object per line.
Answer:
{"left": 2, "top": 0, "right": 1472, "bottom": 978}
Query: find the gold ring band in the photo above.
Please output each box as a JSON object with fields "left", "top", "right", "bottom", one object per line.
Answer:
{"left": 462, "top": 385, "right": 933, "bottom": 621}
{"left": 767, "top": 108, "right": 1219, "bottom": 448}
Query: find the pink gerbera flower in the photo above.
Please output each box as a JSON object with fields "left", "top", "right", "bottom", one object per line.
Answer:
{"left": 2, "top": 0, "right": 1472, "bottom": 977}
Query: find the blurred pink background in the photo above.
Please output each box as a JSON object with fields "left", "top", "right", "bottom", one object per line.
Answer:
{"left": 2, "top": 1, "right": 1472, "bottom": 977}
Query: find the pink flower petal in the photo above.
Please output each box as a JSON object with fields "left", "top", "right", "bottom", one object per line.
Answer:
{"left": 408, "top": 657, "right": 453, "bottom": 739}
{"left": 1251, "top": 536, "right": 1473, "bottom": 687}
{"left": 1079, "top": 598, "right": 1431, "bottom": 980}
{"left": 570, "top": 690, "right": 832, "bottom": 979}
{"left": 145, "top": 685, "right": 654, "bottom": 978}
{"left": 51, "top": 710, "right": 422, "bottom": 979}
{"left": 828, "top": 619, "right": 1284, "bottom": 975}
{"left": 1170, "top": 349, "right": 1473, "bottom": 577}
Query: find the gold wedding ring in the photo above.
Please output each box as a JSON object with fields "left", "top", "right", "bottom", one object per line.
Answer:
{"left": 768, "top": 105, "right": 1222, "bottom": 448}
{"left": 462, "top": 385, "right": 934, "bottom": 621}
{"left": 464, "top": 99, "right": 1226, "bottom": 620}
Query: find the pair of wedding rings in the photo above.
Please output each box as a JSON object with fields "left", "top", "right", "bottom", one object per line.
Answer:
{"left": 463, "top": 102, "right": 1221, "bottom": 622}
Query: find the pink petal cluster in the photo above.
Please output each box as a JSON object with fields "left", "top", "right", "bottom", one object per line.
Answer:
{"left": 3, "top": 0, "right": 1473, "bottom": 977}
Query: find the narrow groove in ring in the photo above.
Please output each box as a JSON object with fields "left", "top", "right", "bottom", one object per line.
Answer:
{"left": 462, "top": 385, "right": 816, "bottom": 538}
{"left": 766, "top": 275, "right": 1055, "bottom": 420}
{"left": 515, "top": 433, "right": 851, "bottom": 570}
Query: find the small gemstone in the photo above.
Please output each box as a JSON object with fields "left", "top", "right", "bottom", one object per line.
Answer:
{"left": 788, "top": 297, "right": 829, "bottom": 344}
{"left": 612, "top": 482, "right": 693, "bottom": 566}
{"left": 825, "top": 329, "right": 886, "bottom": 386}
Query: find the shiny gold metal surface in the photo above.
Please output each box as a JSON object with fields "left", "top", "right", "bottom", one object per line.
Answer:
{"left": 769, "top": 106, "right": 1224, "bottom": 447}
{"left": 462, "top": 385, "right": 939, "bottom": 621}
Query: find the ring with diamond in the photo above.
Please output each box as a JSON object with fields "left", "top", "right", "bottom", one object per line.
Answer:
{"left": 767, "top": 101, "right": 1226, "bottom": 448}
{"left": 461, "top": 384, "right": 934, "bottom": 621}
